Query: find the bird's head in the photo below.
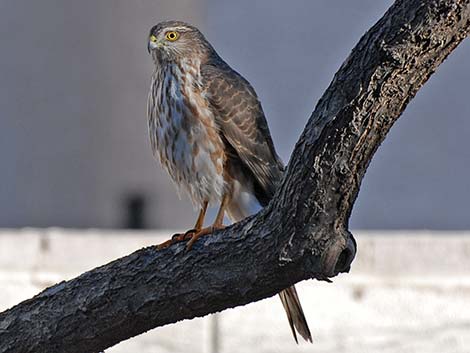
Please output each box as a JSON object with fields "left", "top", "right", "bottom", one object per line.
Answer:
{"left": 148, "top": 21, "right": 212, "bottom": 64}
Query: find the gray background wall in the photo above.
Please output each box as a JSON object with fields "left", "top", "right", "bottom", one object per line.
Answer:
{"left": 0, "top": 0, "right": 469, "bottom": 229}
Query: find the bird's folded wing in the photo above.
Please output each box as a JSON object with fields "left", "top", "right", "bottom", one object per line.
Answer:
{"left": 201, "top": 63, "right": 284, "bottom": 199}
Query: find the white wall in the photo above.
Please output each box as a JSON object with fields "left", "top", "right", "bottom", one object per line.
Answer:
{"left": 2, "top": 229, "right": 470, "bottom": 353}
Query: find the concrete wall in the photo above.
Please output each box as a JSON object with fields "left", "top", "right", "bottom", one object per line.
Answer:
{"left": 2, "top": 229, "right": 470, "bottom": 353}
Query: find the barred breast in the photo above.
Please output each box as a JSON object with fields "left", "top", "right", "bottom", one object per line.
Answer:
{"left": 147, "top": 59, "right": 226, "bottom": 207}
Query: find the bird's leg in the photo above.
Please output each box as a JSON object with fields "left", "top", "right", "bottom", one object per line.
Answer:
{"left": 183, "top": 200, "right": 208, "bottom": 235}
{"left": 185, "top": 194, "right": 228, "bottom": 250}
{"left": 156, "top": 201, "right": 208, "bottom": 250}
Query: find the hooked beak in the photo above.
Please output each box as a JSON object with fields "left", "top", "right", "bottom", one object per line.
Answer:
{"left": 148, "top": 40, "right": 158, "bottom": 53}
{"left": 148, "top": 35, "right": 160, "bottom": 54}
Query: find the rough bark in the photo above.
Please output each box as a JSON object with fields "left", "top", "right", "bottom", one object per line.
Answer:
{"left": 1, "top": 0, "right": 469, "bottom": 352}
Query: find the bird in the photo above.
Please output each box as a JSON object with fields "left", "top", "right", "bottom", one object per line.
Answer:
{"left": 147, "top": 20, "right": 312, "bottom": 343}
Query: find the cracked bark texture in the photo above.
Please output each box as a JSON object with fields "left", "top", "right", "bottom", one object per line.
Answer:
{"left": 1, "top": 0, "right": 469, "bottom": 352}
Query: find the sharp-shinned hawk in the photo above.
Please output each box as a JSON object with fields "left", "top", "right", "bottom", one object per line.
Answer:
{"left": 147, "top": 20, "right": 312, "bottom": 343}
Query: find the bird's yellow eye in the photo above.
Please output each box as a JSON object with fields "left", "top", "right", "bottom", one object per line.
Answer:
{"left": 165, "top": 31, "right": 179, "bottom": 42}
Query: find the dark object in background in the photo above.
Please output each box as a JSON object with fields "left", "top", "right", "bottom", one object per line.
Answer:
{"left": 124, "top": 193, "right": 147, "bottom": 229}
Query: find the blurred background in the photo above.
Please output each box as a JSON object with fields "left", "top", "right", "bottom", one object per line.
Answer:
{"left": 1, "top": 0, "right": 469, "bottom": 230}
{"left": 0, "top": 0, "right": 469, "bottom": 352}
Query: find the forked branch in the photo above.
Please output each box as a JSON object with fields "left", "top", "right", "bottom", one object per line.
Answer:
{"left": 0, "top": 1, "right": 469, "bottom": 352}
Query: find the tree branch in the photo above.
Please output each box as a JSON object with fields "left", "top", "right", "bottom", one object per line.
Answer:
{"left": 1, "top": 1, "right": 469, "bottom": 352}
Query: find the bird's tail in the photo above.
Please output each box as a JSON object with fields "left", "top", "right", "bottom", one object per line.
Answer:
{"left": 226, "top": 181, "right": 312, "bottom": 343}
{"left": 278, "top": 286, "right": 312, "bottom": 343}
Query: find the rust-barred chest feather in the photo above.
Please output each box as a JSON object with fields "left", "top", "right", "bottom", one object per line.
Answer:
{"left": 147, "top": 59, "right": 226, "bottom": 207}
